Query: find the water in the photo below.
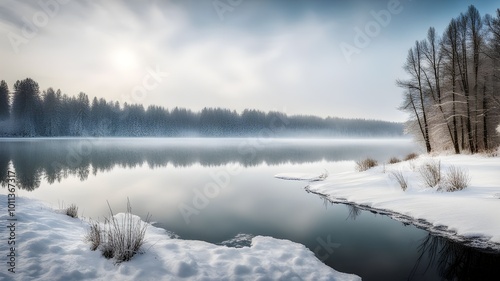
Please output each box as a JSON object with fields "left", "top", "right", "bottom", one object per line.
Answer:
{"left": 1, "top": 138, "right": 499, "bottom": 280}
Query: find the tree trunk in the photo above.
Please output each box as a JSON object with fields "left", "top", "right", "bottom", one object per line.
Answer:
{"left": 482, "top": 83, "right": 489, "bottom": 150}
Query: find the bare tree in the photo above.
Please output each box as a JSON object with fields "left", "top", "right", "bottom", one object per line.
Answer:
{"left": 485, "top": 9, "right": 500, "bottom": 148}
{"left": 399, "top": 5, "right": 500, "bottom": 153}
{"left": 397, "top": 41, "right": 432, "bottom": 153}
{"left": 441, "top": 20, "right": 461, "bottom": 153}
{"left": 422, "top": 27, "right": 458, "bottom": 153}
{"left": 455, "top": 13, "right": 476, "bottom": 153}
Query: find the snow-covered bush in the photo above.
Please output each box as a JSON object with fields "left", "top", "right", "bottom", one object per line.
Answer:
{"left": 441, "top": 166, "right": 470, "bottom": 192}
{"left": 355, "top": 158, "right": 378, "bottom": 172}
{"left": 86, "top": 200, "right": 150, "bottom": 263}
{"left": 484, "top": 148, "right": 498, "bottom": 157}
{"left": 419, "top": 160, "right": 441, "bottom": 187}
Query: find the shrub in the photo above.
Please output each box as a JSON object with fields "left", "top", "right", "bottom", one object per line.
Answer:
{"left": 390, "top": 170, "right": 409, "bottom": 191}
{"left": 85, "top": 219, "right": 101, "bottom": 251}
{"left": 85, "top": 199, "right": 150, "bottom": 263}
{"left": 484, "top": 148, "right": 498, "bottom": 157}
{"left": 102, "top": 200, "right": 150, "bottom": 262}
{"left": 419, "top": 160, "right": 441, "bottom": 187}
{"left": 355, "top": 158, "right": 378, "bottom": 172}
{"left": 388, "top": 157, "right": 401, "bottom": 164}
{"left": 66, "top": 204, "right": 79, "bottom": 218}
{"left": 441, "top": 166, "right": 470, "bottom": 192}
{"left": 404, "top": 153, "right": 419, "bottom": 161}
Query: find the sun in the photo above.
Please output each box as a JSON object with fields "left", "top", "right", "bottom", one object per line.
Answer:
{"left": 110, "top": 48, "right": 139, "bottom": 72}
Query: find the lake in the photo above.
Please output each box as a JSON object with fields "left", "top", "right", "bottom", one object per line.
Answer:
{"left": 1, "top": 138, "right": 499, "bottom": 280}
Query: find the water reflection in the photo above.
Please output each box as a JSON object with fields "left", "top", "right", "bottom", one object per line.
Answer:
{"left": 346, "top": 205, "right": 362, "bottom": 221}
{"left": 410, "top": 234, "right": 500, "bottom": 280}
{"left": 308, "top": 188, "right": 363, "bottom": 221}
{"left": 0, "top": 151, "right": 8, "bottom": 185}
{"left": 0, "top": 138, "right": 416, "bottom": 191}
{"left": 308, "top": 190, "right": 500, "bottom": 280}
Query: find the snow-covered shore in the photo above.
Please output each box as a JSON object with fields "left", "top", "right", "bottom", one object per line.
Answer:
{"left": 277, "top": 154, "right": 500, "bottom": 251}
{"left": 0, "top": 195, "right": 360, "bottom": 281}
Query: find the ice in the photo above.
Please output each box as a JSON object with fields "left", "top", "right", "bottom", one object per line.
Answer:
{"left": 275, "top": 172, "right": 327, "bottom": 182}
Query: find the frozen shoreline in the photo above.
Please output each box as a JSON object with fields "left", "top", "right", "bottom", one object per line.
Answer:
{"left": 0, "top": 195, "right": 360, "bottom": 281}
{"left": 304, "top": 187, "right": 500, "bottom": 251}
{"left": 276, "top": 154, "right": 500, "bottom": 252}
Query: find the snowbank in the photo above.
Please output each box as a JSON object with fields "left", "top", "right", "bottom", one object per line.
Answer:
{"left": 275, "top": 172, "right": 326, "bottom": 182}
{"left": 278, "top": 154, "right": 500, "bottom": 250}
{"left": 0, "top": 195, "right": 360, "bottom": 281}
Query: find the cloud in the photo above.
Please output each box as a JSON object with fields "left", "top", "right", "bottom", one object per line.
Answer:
{"left": 6, "top": 0, "right": 495, "bottom": 121}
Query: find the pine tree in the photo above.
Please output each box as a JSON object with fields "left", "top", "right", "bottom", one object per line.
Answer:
{"left": 0, "top": 80, "right": 9, "bottom": 121}
{"left": 42, "top": 88, "right": 62, "bottom": 136}
{"left": 12, "top": 78, "right": 42, "bottom": 136}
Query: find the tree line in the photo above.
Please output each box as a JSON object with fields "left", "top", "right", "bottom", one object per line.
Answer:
{"left": 398, "top": 5, "right": 500, "bottom": 153}
{"left": 0, "top": 78, "right": 402, "bottom": 137}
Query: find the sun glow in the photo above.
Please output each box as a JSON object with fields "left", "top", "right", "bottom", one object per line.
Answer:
{"left": 110, "top": 48, "right": 139, "bottom": 71}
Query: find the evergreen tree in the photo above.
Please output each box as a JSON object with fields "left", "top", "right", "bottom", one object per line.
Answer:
{"left": 12, "top": 78, "right": 42, "bottom": 136}
{"left": 0, "top": 80, "right": 9, "bottom": 121}
{"left": 42, "top": 88, "right": 62, "bottom": 136}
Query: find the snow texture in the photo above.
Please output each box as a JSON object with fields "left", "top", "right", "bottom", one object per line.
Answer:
{"left": 278, "top": 154, "right": 500, "bottom": 251}
{"left": 274, "top": 173, "right": 326, "bottom": 182}
{"left": 0, "top": 195, "right": 360, "bottom": 281}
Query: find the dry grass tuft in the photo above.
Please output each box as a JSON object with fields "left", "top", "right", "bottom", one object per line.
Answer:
{"left": 390, "top": 170, "right": 409, "bottom": 191}
{"left": 355, "top": 158, "right": 378, "bottom": 172}
{"left": 85, "top": 219, "right": 101, "bottom": 251}
{"left": 441, "top": 166, "right": 470, "bottom": 192}
{"left": 85, "top": 199, "right": 150, "bottom": 263}
{"left": 419, "top": 160, "right": 441, "bottom": 188}
{"left": 388, "top": 157, "right": 401, "bottom": 164}
{"left": 404, "top": 153, "right": 419, "bottom": 161}
{"left": 66, "top": 204, "right": 79, "bottom": 218}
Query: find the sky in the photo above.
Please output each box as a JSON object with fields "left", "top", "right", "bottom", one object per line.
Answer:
{"left": 0, "top": 0, "right": 498, "bottom": 122}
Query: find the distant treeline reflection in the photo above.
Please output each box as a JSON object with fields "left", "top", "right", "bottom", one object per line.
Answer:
{"left": 0, "top": 138, "right": 415, "bottom": 191}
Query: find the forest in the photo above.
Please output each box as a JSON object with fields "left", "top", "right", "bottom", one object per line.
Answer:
{"left": 0, "top": 78, "right": 402, "bottom": 137}
{"left": 397, "top": 5, "right": 500, "bottom": 153}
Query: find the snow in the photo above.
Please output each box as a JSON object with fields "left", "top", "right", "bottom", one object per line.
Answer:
{"left": 277, "top": 154, "right": 500, "bottom": 250}
{"left": 274, "top": 173, "right": 326, "bottom": 182}
{"left": 0, "top": 195, "right": 360, "bottom": 281}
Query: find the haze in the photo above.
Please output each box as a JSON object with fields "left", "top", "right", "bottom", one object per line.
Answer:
{"left": 0, "top": 0, "right": 497, "bottom": 121}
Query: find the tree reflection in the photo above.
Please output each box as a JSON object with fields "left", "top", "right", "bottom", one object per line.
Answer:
{"left": 410, "top": 234, "right": 500, "bottom": 280}
{"left": 307, "top": 190, "right": 362, "bottom": 221}
{"left": 0, "top": 139, "right": 415, "bottom": 191}
{"left": 0, "top": 148, "right": 9, "bottom": 186}
{"left": 346, "top": 205, "right": 361, "bottom": 220}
